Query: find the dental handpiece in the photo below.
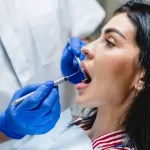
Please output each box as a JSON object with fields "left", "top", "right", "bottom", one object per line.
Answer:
{"left": 12, "top": 70, "right": 80, "bottom": 106}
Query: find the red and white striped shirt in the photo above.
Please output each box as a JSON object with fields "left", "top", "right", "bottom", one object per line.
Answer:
{"left": 92, "top": 130, "right": 134, "bottom": 150}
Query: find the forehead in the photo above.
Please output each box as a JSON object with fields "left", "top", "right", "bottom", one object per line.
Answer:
{"left": 103, "top": 13, "right": 136, "bottom": 41}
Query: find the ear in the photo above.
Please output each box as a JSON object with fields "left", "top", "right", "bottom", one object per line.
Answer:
{"left": 135, "top": 69, "right": 145, "bottom": 92}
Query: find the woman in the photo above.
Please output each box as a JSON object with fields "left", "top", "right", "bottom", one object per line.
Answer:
{"left": 61, "top": 0, "right": 150, "bottom": 149}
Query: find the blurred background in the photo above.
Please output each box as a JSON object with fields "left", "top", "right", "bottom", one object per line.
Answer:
{"left": 92, "top": 0, "right": 129, "bottom": 39}
{"left": 93, "top": 0, "right": 150, "bottom": 39}
{"left": 93, "top": 0, "right": 150, "bottom": 37}
{"left": 98, "top": 0, "right": 128, "bottom": 22}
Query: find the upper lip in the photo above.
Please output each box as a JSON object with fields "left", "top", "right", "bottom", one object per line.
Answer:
{"left": 80, "top": 61, "right": 91, "bottom": 78}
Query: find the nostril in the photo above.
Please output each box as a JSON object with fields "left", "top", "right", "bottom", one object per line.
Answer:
{"left": 84, "top": 52, "right": 88, "bottom": 56}
{"left": 85, "top": 51, "right": 94, "bottom": 59}
{"left": 82, "top": 46, "right": 95, "bottom": 59}
{"left": 84, "top": 52, "right": 90, "bottom": 59}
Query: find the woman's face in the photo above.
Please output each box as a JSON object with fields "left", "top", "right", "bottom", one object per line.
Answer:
{"left": 76, "top": 13, "right": 142, "bottom": 108}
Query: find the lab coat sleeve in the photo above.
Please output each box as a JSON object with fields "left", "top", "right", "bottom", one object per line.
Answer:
{"left": 68, "top": 0, "right": 105, "bottom": 37}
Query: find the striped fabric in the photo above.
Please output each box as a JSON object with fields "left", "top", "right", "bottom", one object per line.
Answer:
{"left": 92, "top": 130, "right": 133, "bottom": 150}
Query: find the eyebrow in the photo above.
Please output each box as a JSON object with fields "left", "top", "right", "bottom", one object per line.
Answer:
{"left": 104, "top": 28, "right": 126, "bottom": 39}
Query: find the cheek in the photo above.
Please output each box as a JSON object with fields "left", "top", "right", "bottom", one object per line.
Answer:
{"left": 94, "top": 52, "right": 137, "bottom": 91}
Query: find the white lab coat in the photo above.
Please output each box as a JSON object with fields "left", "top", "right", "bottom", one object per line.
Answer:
{"left": 0, "top": 0, "right": 105, "bottom": 149}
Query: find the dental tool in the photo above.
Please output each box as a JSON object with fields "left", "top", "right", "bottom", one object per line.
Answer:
{"left": 67, "top": 117, "right": 83, "bottom": 127}
{"left": 68, "top": 39, "right": 86, "bottom": 78}
{"left": 12, "top": 70, "right": 81, "bottom": 106}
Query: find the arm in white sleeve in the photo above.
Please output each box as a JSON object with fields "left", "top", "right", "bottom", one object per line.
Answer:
{"left": 68, "top": 0, "right": 106, "bottom": 37}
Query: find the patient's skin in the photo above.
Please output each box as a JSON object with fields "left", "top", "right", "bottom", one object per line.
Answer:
{"left": 0, "top": 132, "right": 10, "bottom": 143}
{"left": 76, "top": 13, "right": 144, "bottom": 140}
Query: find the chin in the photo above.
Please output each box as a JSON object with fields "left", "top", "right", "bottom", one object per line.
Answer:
{"left": 75, "top": 95, "right": 95, "bottom": 108}
{"left": 76, "top": 95, "right": 87, "bottom": 107}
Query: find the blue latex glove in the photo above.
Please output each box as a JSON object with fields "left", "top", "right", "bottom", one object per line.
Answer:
{"left": 61, "top": 37, "right": 86, "bottom": 84}
{"left": 0, "top": 81, "right": 60, "bottom": 139}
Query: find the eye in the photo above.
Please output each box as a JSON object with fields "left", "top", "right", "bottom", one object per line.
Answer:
{"left": 105, "top": 38, "right": 115, "bottom": 48}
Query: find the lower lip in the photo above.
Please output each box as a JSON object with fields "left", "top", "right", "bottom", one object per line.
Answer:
{"left": 76, "top": 82, "right": 89, "bottom": 90}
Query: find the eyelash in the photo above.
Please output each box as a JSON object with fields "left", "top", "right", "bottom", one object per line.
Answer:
{"left": 105, "top": 39, "right": 115, "bottom": 48}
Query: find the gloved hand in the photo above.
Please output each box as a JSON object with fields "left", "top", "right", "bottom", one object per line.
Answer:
{"left": 0, "top": 81, "right": 60, "bottom": 139}
{"left": 61, "top": 37, "right": 86, "bottom": 84}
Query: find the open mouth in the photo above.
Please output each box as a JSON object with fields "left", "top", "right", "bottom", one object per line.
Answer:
{"left": 76, "top": 63, "right": 92, "bottom": 90}
{"left": 82, "top": 69, "right": 92, "bottom": 84}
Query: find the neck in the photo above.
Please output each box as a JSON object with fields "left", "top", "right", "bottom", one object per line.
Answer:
{"left": 88, "top": 105, "right": 126, "bottom": 141}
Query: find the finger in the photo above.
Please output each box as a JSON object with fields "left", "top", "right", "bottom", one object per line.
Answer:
{"left": 18, "top": 81, "right": 54, "bottom": 110}
{"left": 36, "top": 87, "right": 59, "bottom": 116}
{"left": 80, "top": 40, "right": 86, "bottom": 47}
{"left": 63, "top": 45, "right": 74, "bottom": 62}
{"left": 68, "top": 46, "right": 72, "bottom": 52}
{"left": 24, "top": 87, "right": 59, "bottom": 118}
{"left": 12, "top": 84, "right": 41, "bottom": 101}
{"left": 70, "top": 37, "right": 81, "bottom": 56}
{"left": 31, "top": 98, "right": 60, "bottom": 126}
{"left": 40, "top": 87, "right": 59, "bottom": 113}
{"left": 73, "top": 58, "right": 79, "bottom": 69}
{"left": 79, "top": 53, "right": 85, "bottom": 61}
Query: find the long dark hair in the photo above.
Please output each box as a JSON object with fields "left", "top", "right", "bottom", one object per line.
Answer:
{"left": 80, "top": 1, "right": 150, "bottom": 150}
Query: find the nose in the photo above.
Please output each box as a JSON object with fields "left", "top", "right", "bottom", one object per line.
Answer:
{"left": 81, "top": 42, "right": 95, "bottom": 59}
